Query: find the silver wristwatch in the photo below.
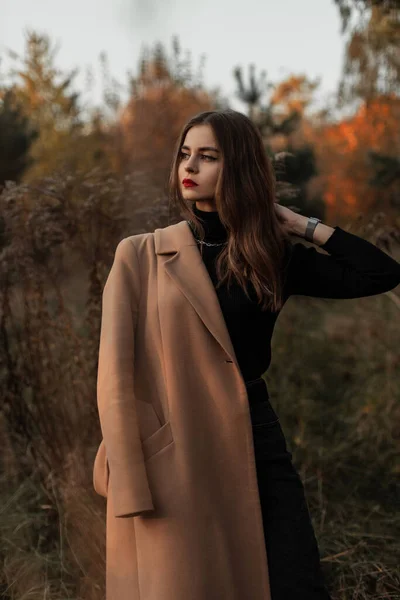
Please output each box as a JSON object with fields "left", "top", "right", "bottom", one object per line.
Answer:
{"left": 304, "top": 217, "right": 322, "bottom": 242}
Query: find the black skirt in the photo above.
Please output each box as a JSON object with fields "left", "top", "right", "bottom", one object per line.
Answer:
{"left": 245, "top": 377, "right": 332, "bottom": 600}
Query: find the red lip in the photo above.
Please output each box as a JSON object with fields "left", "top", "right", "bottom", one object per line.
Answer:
{"left": 182, "top": 178, "right": 198, "bottom": 187}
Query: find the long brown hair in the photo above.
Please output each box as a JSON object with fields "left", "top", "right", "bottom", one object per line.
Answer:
{"left": 168, "top": 109, "right": 291, "bottom": 312}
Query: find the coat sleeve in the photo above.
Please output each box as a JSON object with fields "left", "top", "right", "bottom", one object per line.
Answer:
{"left": 96, "top": 237, "right": 155, "bottom": 518}
{"left": 284, "top": 226, "right": 400, "bottom": 299}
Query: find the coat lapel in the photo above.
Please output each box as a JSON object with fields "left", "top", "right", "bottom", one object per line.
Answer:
{"left": 154, "top": 220, "right": 237, "bottom": 364}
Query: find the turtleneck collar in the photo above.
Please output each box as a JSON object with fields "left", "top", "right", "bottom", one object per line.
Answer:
{"left": 191, "top": 204, "right": 227, "bottom": 242}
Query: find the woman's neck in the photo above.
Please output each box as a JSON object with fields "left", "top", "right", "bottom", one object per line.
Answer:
{"left": 192, "top": 204, "right": 227, "bottom": 242}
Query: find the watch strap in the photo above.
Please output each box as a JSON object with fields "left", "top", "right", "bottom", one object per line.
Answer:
{"left": 304, "top": 217, "right": 321, "bottom": 242}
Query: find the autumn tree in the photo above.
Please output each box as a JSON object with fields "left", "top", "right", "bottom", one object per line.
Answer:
{"left": 1, "top": 30, "right": 112, "bottom": 182}
{"left": 311, "top": 94, "right": 400, "bottom": 221}
{"left": 334, "top": 0, "right": 399, "bottom": 105}
{"left": 331, "top": 0, "right": 400, "bottom": 215}
{"left": 114, "top": 37, "right": 219, "bottom": 188}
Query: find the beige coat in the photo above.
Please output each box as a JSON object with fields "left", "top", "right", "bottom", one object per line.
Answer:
{"left": 93, "top": 219, "right": 272, "bottom": 600}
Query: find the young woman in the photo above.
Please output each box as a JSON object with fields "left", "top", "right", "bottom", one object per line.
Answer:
{"left": 94, "top": 109, "right": 400, "bottom": 600}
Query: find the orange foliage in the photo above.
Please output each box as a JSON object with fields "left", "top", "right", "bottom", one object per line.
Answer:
{"left": 309, "top": 94, "right": 400, "bottom": 222}
{"left": 113, "top": 81, "right": 215, "bottom": 186}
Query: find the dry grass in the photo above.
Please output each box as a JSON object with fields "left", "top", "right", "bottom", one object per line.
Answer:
{"left": 268, "top": 285, "right": 400, "bottom": 600}
{"left": 0, "top": 173, "right": 399, "bottom": 599}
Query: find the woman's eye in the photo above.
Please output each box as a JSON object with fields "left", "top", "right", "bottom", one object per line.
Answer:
{"left": 180, "top": 152, "right": 215, "bottom": 161}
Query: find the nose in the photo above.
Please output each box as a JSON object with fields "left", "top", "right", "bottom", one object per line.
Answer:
{"left": 184, "top": 157, "right": 199, "bottom": 173}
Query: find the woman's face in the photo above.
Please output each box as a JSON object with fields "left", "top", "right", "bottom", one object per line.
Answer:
{"left": 178, "top": 124, "right": 222, "bottom": 212}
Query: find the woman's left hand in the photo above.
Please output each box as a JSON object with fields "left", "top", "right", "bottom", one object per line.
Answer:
{"left": 274, "top": 202, "right": 303, "bottom": 235}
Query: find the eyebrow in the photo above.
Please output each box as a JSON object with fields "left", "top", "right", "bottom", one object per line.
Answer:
{"left": 181, "top": 145, "right": 220, "bottom": 153}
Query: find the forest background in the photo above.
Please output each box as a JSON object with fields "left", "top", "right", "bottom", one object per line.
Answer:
{"left": 0, "top": 0, "right": 399, "bottom": 598}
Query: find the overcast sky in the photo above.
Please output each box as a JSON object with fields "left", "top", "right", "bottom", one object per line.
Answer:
{"left": 1, "top": 0, "right": 346, "bottom": 116}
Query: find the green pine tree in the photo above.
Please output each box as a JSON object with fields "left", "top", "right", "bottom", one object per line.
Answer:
{"left": 0, "top": 89, "right": 38, "bottom": 187}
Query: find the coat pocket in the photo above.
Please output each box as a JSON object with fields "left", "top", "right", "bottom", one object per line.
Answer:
{"left": 93, "top": 439, "right": 109, "bottom": 498}
{"left": 93, "top": 421, "right": 174, "bottom": 499}
{"left": 142, "top": 421, "right": 174, "bottom": 461}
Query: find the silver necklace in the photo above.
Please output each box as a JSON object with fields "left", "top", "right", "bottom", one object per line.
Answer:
{"left": 186, "top": 220, "right": 228, "bottom": 247}
{"left": 194, "top": 238, "right": 227, "bottom": 247}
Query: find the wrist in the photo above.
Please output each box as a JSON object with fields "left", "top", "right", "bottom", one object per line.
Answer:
{"left": 290, "top": 216, "right": 335, "bottom": 246}
{"left": 289, "top": 215, "right": 309, "bottom": 237}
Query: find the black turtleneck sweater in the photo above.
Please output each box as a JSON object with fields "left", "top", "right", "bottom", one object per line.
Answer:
{"left": 189, "top": 204, "right": 400, "bottom": 382}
